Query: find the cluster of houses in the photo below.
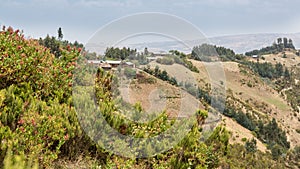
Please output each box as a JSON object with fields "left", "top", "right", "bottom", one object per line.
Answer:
{"left": 87, "top": 60, "right": 135, "bottom": 70}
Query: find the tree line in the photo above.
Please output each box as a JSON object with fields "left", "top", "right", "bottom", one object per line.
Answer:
{"left": 191, "top": 44, "right": 244, "bottom": 62}
{"left": 246, "top": 61, "right": 290, "bottom": 79}
{"left": 143, "top": 66, "right": 178, "bottom": 86}
{"left": 245, "top": 37, "right": 295, "bottom": 56}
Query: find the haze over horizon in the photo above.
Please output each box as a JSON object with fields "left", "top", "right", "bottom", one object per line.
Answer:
{"left": 1, "top": 0, "right": 300, "bottom": 44}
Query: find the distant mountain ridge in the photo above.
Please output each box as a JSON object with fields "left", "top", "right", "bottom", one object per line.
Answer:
{"left": 87, "top": 32, "right": 300, "bottom": 55}
{"left": 128, "top": 33, "right": 300, "bottom": 54}
{"left": 209, "top": 32, "right": 300, "bottom": 54}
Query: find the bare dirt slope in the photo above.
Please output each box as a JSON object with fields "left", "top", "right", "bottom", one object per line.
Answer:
{"left": 118, "top": 70, "right": 205, "bottom": 118}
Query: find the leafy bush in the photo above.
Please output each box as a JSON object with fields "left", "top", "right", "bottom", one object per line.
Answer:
{"left": 270, "top": 144, "right": 285, "bottom": 159}
{"left": 156, "top": 57, "right": 175, "bottom": 65}
{"left": 124, "top": 67, "right": 136, "bottom": 78}
{"left": 0, "top": 27, "right": 81, "bottom": 167}
{"left": 245, "top": 138, "right": 257, "bottom": 153}
{"left": 0, "top": 27, "right": 78, "bottom": 103}
{"left": 0, "top": 84, "right": 80, "bottom": 167}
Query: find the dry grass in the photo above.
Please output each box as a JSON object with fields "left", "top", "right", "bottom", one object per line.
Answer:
{"left": 191, "top": 59, "right": 300, "bottom": 148}
{"left": 148, "top": 62, "right": 199, "bottom": 85}
{"left": 118, "top": 70, "right": 205, "bottom": 118}
{"left": 263, "top": 51, "right": 300, "bottom": 67}
{"left": 127, "top": 58, "right": 300, "bottom": 148}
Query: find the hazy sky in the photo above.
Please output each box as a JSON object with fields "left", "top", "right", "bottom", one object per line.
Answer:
{"left": 1, "top": 0, "right": 300, "bottom": 43}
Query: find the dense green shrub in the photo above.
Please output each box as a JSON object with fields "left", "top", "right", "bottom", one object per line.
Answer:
{"left": 0, "top": 84, "right": 80, "bottom": 167}
{"left": 245, "top": 138, "right": 257, "bottom": 153}
{"left": 0, "top": 27, "right": 81, "bottom": 167}
{"left": 0, "top": 27, "right": 78, "bottom": 103}
{"left": 244, "top": 61, "right": 290, "bottom": 79}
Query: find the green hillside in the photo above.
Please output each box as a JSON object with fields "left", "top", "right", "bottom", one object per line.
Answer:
{"left": 0, "top": 27, "right": 300, "bottom": 168}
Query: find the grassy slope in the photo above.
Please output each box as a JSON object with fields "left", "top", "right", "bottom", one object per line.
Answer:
{"left": 248, "top": 52, "right": 300, "bottom": 146}
{"left": 143, "top": 61, "right": 270, "bottom": 151}
{"left": 190, "top": 57, "right": 300, "bottom": 148}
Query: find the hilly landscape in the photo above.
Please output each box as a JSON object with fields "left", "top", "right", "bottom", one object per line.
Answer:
{"left": 122, "top": 32, "right": 300, "bottom": 54}
{"left": 141, "top": 47, "right": 300, "bottom": 150}
{"left": 1, "top": 26, "right": 300, "bottom": 169}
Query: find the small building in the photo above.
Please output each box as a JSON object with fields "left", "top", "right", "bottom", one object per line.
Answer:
{"left": 106, "top": 60, "right": 122, "bottom": 68}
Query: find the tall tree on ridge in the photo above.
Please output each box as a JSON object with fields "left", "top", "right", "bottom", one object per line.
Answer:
{"left": 283, "top": 37, "right": 288, "bottom": 48}
{"left": 277, "top": 38, "right": 282, "bottom": 44}
{"left": 58, "top": 27, "right": 63, "bottom": 41}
